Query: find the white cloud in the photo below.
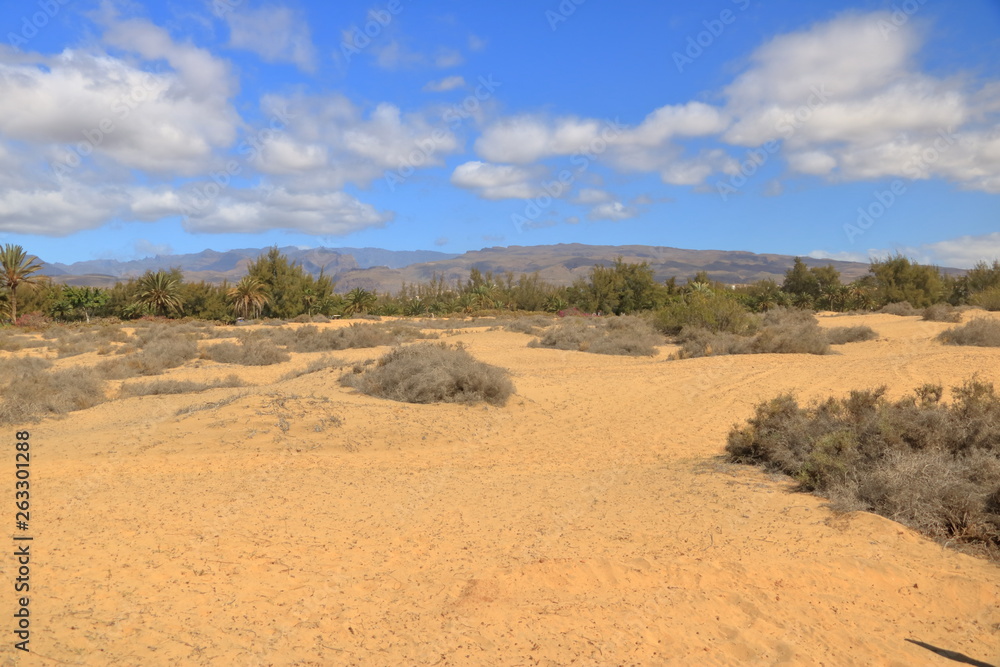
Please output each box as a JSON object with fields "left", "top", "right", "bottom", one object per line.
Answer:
{"left": 182, "top": 187, "right": 393, "bottom": 235}
{"left": 226, "top": 6, "right": 317, "bottom": 72}
{"left": 0, "top": 183, "right": 127, "bottom": 235}
{"left": 574, "top": 188, "right": 612, "bottom": 205}
{"left": 588, "top": 201, "right": 637, "bottom": 221}
{"left": 423, "top": 76, "right": 466, "bottom": 92}
{"left": 450, "top": 161, "right": 548, "bottom": 200}
{"left": 811, "top": 232, "right": 1000, "bottom": 269}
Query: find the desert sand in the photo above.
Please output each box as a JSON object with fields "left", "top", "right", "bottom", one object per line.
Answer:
{"left": 4, "top": 312, "right": 1000, "bottom": 666}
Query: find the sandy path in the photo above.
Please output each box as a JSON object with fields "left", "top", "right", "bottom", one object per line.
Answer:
{"left": 4, "top": 313, "right": 999, "bottom": 665}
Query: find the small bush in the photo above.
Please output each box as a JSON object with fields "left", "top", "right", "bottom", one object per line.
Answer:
{"left": 267, "top": 323, "right": 432, "bottom": 352}
{"left": 501, "top": 315, "right": 555, "bottom": 335}
{"left": 280, "top": 355, "right": 345, "bottom": 381}
{"left": 971, "top": 287, "right": 1000, "bottom": 312}
{"left": 726, "top": 378, "right": 1000, "bottom": 558}
{"left": 203, "top": 334, "right": 290, "bottom": 366}
{"left": 880, "top": 301, "right": 921, "bottom": 316}
{"left": 0, "top": 357, "right": 106, "bottom": 423}
{"left": 119, "top": 374, "right": 245, "bottom": 398}
{"left": 937, "top": 318, "right": 1000, "bottom": 347}
{"left": 340, "top": 343, "right": 514, "bottom": 406}
{"left": 653, "top": 293, "right": 757, "bottom": 336}
{"left": 529, "top": 316, "right": 661, "bottom": 356}
{"left": 672, "top": 309, "right": 829, "bottom": 358}
{"left": 97, "top": 334, "right": 199, "bottom": 378}
{"left": 922, "top": 303, "right": 962, "bottom": 323}
{"left": 825, "top": 325, "right": 878, "bottom": 345}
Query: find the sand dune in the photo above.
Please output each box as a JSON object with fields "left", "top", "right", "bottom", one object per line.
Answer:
{"left": 6, "top": 312, "right": 1000, "bottom": 665}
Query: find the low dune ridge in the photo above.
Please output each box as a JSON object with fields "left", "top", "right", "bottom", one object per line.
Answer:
{"left": 5, "top": 311, "right": 1000, "bottom": 665}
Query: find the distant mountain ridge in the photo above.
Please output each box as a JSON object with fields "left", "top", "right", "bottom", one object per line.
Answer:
{"left": 39, "top": 243, "right": 955, "bottom": 293}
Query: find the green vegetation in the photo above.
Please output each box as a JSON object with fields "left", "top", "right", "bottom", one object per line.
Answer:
{"left": 340, "top": 343, "right": 515, "bottom": 406}
{"left": 0, "top": 244, "right": 44, "bottom": 324}
{"left": 726, "top": 379, "right": 1000, "bottom": 559}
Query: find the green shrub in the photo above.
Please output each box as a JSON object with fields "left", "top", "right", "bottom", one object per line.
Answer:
{"left": 726, "top": 379, "right": 1000, "bottom": 558}
{"left": 653, "top": 293, "right": 757, "bottom": 336}
{"left": 971, "top": 287, "right": 1000, "bottom": 311}
{"left": 340, "top": 343, "right": 514, "bottom": 406}
{"left": 825, "top": 325, "right": 878, "bottom": 345}
{"left": 937, "top": 318, "right": 1000, "bottom": 347}
{"left": 529, "top": 316, "right": 661, "bottom": 356}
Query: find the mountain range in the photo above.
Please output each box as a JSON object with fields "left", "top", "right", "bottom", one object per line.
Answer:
{"left": 38, "top": 244, "right": 943, "bottom": 293}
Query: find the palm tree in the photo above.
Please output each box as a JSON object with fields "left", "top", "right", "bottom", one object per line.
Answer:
{"left": 227, "top": 276, "right": 269, "bottom": 319}
{"left": 135, "top": 271, "right": 183, "bottom": 317}
{"left": 0, "top": 244, "right": 44, "bottom": 324}
{"left": 344, "top": 288, "right": 377, "bottom": 316}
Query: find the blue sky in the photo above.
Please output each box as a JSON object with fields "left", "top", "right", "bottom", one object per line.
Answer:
{"left": 1, "top": 0, "right": 999, "bottom": 268}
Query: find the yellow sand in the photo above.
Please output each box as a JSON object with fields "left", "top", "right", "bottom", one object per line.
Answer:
{"left": 5, "top": 312, "right": 1000, "bottom": 665}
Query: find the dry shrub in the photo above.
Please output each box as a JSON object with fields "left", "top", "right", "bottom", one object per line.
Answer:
{"left": 203, "top": 334, "right": 290, "bottom": 366}
{"left": 340, "top": 342, "right": 514, "bottom": 406}
{"left": 0, "top": 357, "right": 106, "bottom": 423}
{"left": 501, "top": 315, "right": 555, "bottom": 335}
{"left": 98, "top": 334, "right": 199, "bottom": 378}
{"left": 280, "top": 355, "right": 345, "bottom": 381}
{"left": 672, "top": 308, "right": 829, "bottom": 358}
{"left": 880, "top": 301, "right": 921, "bottom": 316}
{"left": 0, "top": 334, "right": 46, "bottom": 352}
{"left": 119, "top": 374, "right": 245, "bottom": 398}
{"left": 726, "top": 378, "right": 1000, "bottom": 559}
{"left": 937, "top": 318, "right": 1000, "bottom": 347}
{"left": 922, "top": 303, "right": 962, "bottom": 323}
{"left": 529, "top": 316, "right": 661, "bottom": 356}
{"left": 825, "top": 325, "right": 879, "bottom": 345}
{"left": 270, "top": 323, "right": 433, "bottom": 352}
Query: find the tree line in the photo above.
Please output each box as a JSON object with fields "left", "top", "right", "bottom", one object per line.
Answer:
{"left": 1, "top": 243, "right": 999, "bottom": 325}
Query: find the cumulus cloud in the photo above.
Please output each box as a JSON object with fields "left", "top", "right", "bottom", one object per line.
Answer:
{"left": 811, "top": 231, "right": 1000, "bottom": 269}
{"left": 226, "top": 6, "right": 317, "bottom": 72}
{"left": 450, "top": 161, "right": 548, "bottom": 200}
{"left": 251, "top": 94, "right": 462, "bottom": 189}
{"left": 587, "top": 201, "right": 637, "bottom": 222}
{"left": 182, "top": 187, "right": 393, "bottom": 235}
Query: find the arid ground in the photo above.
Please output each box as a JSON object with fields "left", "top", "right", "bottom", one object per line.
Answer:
{"left": 3, "top": 312, "right": 999, "bottom": 666}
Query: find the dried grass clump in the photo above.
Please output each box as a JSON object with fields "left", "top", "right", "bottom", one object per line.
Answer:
{"left": 340, "top": 343, "right": 514, "bottom": 406}
{"left": 98, "top": 334, "right": 199, "bottom": 378}
{"left": 0, "top": 333, "right": 47, "bottom": 352}
{"left": 937, "top": 318, "right": 1000, "bottom": 347}
{"left": 528, "top": 316, "right": 661, "bottom": 356}
{"left": 280, "top": 355, "right": 346, "bottom": 381}
{"left": 203, "top": 334, "right": 290, "bottom": 366}
{"left": 824, "top": 325, "right": 879, "bottom": 345}
{"left": 880, "top": 301, "right": 921, "bottom": 316}
{"left": 672, "top": 309, "right": 830, "bottom": 359}
{"left": 119, "top": 374, "right": 245, "bottom": 398}
{"left": 0, "top": 357, "right": 106, "bottom": 423}
{"left": 500, "top": 315, "right": 556, "bottom": 335}
{"left": 922, "top": 303, "right": 962, "bottom": 323}
{"left": 270, "top": 323, "right": 434, "bottom": 352}
{"left": 726, "top": 378, "right": 1000, "bottom": 559}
